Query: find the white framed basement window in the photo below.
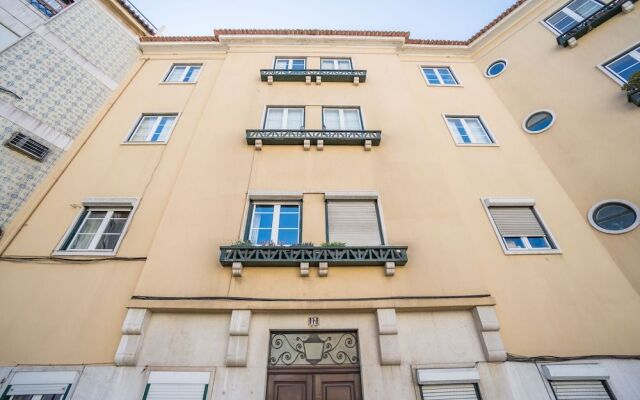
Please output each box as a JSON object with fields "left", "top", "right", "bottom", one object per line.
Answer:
{"left": 542, "top": 0, "right": 604, "bottom": 35}
{"left": 124, "top": 114, "right": 178, "bottom": 144}
{"left": 1, "top": 371, "right": 79, "bottom": 400}
{"left": 274, "top": 57, "right": 306, "bottom": 70}
{"left": 54, "top": 198, "right": 138, "bottom": 256}
{"left": 421, "top": 66, "right": 460, "bottom": 86}
{"left": 245, "top": 202, "right": 301, "bottom": 246}
{"left": 163, "top": 64, "right": 202, "bottom": 83}
{"left": 263, "top": 107, "right": 305, "bottom": 129}
{"left": 322, "top": 107, "right": 363, "bottom": 130}
{"left": 482, "top": 198, "right": 561, "bottom": 255}
{"left": 443, "top": 115, "right": 497, "bottom": 146}
{"left": 320, "top": 58, "right": 353, "bottom": 70}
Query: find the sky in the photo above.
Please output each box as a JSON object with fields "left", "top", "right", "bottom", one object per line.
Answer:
{"left": 132, "top": 0, "right": 517, "bottom": 41}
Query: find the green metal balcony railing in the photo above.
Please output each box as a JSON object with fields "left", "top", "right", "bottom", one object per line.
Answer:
{"left": 557, "top": 0, "right": 637, "bottom": 47}
{"left": 260, "top": 69, "right": 367, "bottom": 83}
{"left": 245, "top": 129, "right": 381, "bottom": 146}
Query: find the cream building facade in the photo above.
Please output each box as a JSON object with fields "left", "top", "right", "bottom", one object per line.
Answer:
{"left": 0, "top": 0, "right": 639, "bottom": 399}
{"left": 0, "top": 0, "right": 155, "bottom": 232}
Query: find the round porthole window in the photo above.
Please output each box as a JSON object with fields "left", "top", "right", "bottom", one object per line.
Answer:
{"left": 588, "top": 200, "right": 640, "bottom": 234}
{"left": 523, "top": 110, "right": 555, "bottom": 134}
{"left": 485, "top": 60, "right": 507, "bottom": 78}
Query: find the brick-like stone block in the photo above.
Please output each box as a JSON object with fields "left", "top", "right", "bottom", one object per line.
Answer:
{"left": 376, "top": 309, "right": 398, "bottom": 335}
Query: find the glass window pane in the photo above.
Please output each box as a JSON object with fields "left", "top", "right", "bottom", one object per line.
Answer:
{"left": 275, "top": 59, "right": 288, "bottom": 70}
{"left": 526, "top": 112, "right": 554, "bottom": 132}
{"left": 286, "top": 109, "right": 304, "bottom": 129}
{"left": 527, "top": 237, "right": 551, "bottom": 249}
{"left": 488, "top": 61, "right": 505, "bottom": 76}
{"left": 437, "top": 68, "right": 457, "bottom": 85}
{"left": 291, "top": 59, "right": 305, "bottom": 70}
{"left": 279, "top": 213, "right": 299, "bottom": 229}
{"left": 448, "top": 119, "right": 470, "bottom": 143}
{"left": 78, "top": 218, "right": 103, "bottom": 234}
{"left": 607, "top": 54, "right": 640, "bottom": 82}
{"left": 96, "top": 233, "right": 120, "bottom": 250}
{"left": 255, "top": 205, "right": 275, "bottom": 212}
{"left": 184, "top": 66, "right": 200, "bottom": 82}
{"left": 104, "top": 218, "right": 127, "bottom": 234}
{"left": 594, "top": 203, "right": 637, "bottom": 231}
{"left": 323, "top": 109, "right": 341, "bottom": 130}
{"left": 154, "top": 116, "right": 176, "bottom": 142}
{"left": 277, "top": 229, "right": 298, "bottom": 245}
{"left": 280, "top": 205, "right": 299, "bottom": 213}
{"left": 505, "top": 237, "right": 526, "bottom": 249}
{"left": 167, "top": 66, "right": 186, "bottom": 82}
{"left": 547, "top": 11, "right": 578, "bottom": 33}
{"left": 343, "top": 110, "right": 362, "bottom": 130}
{"left": 465, "top": 118, "right": 491, "bottom": 144}
{"left": 265, "top": 109, "right": 285, "bottom": 129}
{"left": 68, "top": 233, "right": 94, "bottom": 250}
{"left": 321, "top": 60, "right": 335, "bottom": 70}
{"left": 252, "top": 229, "right": 273, "bottom": 244}
{"left": 423, "top": 68, "right": 440, "bottom": 84}
{"left": 130, "top": 116, "right": 157, "bottom": 141}
{"left": 252, "top": 211, "right": 274, "bottom": 230}
{"left": 568, "top": 0, "right": 602, "bottom": 17}
{"left": 337, "top": 60, "right": 352, "bottom": 70}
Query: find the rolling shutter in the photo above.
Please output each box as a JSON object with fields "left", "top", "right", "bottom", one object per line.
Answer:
{"left": 421, "top": 383, "right": 480, "bottom": 400}
{"left": 144, "top": 371, "right": 210, "bottom": 400}
{"left": 550, "top": 380, "right": 612, "bottom": 400}
{"left": 327, "top": 200, "right": 382, "bottom": 246}
{"left": 7, "top": 384, "right": 69, "bottom": 395}
{"left": 488, "top": 206, "right": 545, "bottom": 237}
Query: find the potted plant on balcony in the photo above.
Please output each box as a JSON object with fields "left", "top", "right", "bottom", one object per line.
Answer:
{"left": 622, "top": 71, "right": 640, "bottom": 106}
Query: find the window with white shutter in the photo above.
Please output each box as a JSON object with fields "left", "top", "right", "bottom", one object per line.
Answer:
{"left": 550, "top": 380, "right": 613, "bottom": 400}
{"left": 326, "top": 200, "right": 383, "bottom": 246}
{"left": 142, "top": 371, "right": 210, "bottom": 400}
{"left": 2, "top": 371, "right": 77, "bottom": 400}
{"left": 421, "top": 383, "right": 481, "bottom": 400}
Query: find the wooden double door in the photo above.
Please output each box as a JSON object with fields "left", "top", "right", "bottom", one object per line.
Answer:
{"left": 266, "top": 368, "right": 362, "bottom": 400}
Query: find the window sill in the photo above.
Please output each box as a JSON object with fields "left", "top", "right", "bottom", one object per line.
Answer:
{"left": 502, "top": 249, "right": 563, "bottom": 255}
{"left": 159, "top": 81, "right": 197, "bottom": 85}
{"left": 454, "top": 143, "right": 500, "bottom": 147}
{"left": 424, "top": 83, "right": 464, "bottom": 88}
{"left": 121, "top": 141, "right": 168, "bottom": 145}
{"left": 52, "top": 250, "right": 118, "bottom": 257}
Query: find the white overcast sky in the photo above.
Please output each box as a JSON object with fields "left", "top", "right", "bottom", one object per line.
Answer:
{"left": 132, "top": 0, "right": 517, "bottom": 40}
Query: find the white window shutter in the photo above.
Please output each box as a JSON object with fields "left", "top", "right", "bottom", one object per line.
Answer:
{"left": 8, "top": 384, "right": 69, "bottom": 395}
{"left": 146, "top": 383, "right": 208, "bottom": 400}
{"left": 489, "top": 207, "right": 545, "bottom": 236}
{"left": 550, "top": 380, "right": 612, "bottom": 400}
{"left": 327, "top": 201, "right": 382, "bottom": 246}
{"left": 421, "top": 383, "right": 479, "bottom": 400}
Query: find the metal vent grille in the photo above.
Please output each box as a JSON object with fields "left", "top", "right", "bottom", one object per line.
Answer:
{"left": 421, "top": 383, "right": 480, "bottom": 400}
{"left": 5, "top": 132, "right": 49, "bottom": 161}
{"left": 550, "top": 380, "right": 612, "bottom": 400}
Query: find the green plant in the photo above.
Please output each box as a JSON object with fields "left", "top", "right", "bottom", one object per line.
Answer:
{"left": 320, "top": 241, "right": 346, "bottom": 247}
{"left": 621, "top": 71, "right": 640, "bottom": 92}
{"left": 230, "top": 240, "right": 253, "bottom": 247}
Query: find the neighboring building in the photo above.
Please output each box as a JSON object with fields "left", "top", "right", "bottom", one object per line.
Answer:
{"left": 0, "top": 0, "right": 156, "bottom": 234}
{"left": 1, "top": 0, "right": 640, "bottom": 399}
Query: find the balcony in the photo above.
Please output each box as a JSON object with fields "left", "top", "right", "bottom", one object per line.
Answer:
{"left": 219, "top": 245, "right": 408, "bottom": 277}
{"left": 260, "top": 69, "right": 367, "bottom": 84}
{"left": 246, "top": 129, "right": 381, "bottom": 150}
{"left": 557, "top": 0, "right": 636, "bottom": 47}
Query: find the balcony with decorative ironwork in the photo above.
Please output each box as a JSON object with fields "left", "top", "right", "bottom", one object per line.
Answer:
{"left": 260, "top": 69, "right": 367, "bottom": 84}
{"left": 246, "top": 129, "right": 381, "bottom": 150}
{"left": 219, "top": 245, "right": 408, "bottom": 277}
{"left": 29, "top": 0, "right": 74, "bottom": 17}
{"left": 557, "top": 0, "right": 637, "bottom": 47}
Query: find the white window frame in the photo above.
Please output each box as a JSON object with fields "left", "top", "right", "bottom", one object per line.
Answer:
{"left": 481, "top": 198, "right": 562, "bottom": 255}
{"left": 53, "top": 198, "right": 139, "bottom": 256}
{"left": 123, "top": 113, "right": 180, "bottom": 144}
{"left": 588, "top": 199, "right": 640, "bottom": 234}
{"left": 262, "top": 107, "right": 305, "bottom": 130}
{"left": 442, "top": 115, "right": 498, "bottom": 146}
{"left": 503, "top": 235, "right": 552, "bottom": 250}
{"left": 140, "top": 368, "right": 215, "bottom": 400}
{"left": 162, "top": 64, "right": 202, "bottom": 83}
{"left": 320, "top": 58, "right": 353, "bottom": 70}
{"left": 541, "top": 0, "right": 605, "bottom": 35}
{"left": 539, "top": 363, "right": 614, "bottom": 400}
{"left": 484, "top": 59, "right": 508, "bottom": 78}
{"left": 322, "top": 107, "right": 364, "bottom": 130}
{"left": 598, "top": 44, "right": 640, "bottom": 86}
{"left": 246, "top": 201, "right": 301, "bottom": 245}
{"left": 420, "top": 66, "right": 461, "bottom": 87}
{"left": 273, "top": 57, "right": 306, "bottom": 70}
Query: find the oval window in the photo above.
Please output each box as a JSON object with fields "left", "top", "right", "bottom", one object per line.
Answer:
{"left": 523, "top": 110, "right": 555, "bottom": 133}
{"left": 486, "top": 60, "right": 507, "bottom": 78}
{"left": 589, "top": 201, "right": 639, "bottom": 234}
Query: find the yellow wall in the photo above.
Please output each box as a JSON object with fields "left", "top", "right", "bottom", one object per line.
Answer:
{"left": 1, "top": 0, "right": 639, "bottom": 364}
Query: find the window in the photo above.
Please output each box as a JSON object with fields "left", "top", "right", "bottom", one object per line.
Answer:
{"left": 421, "top": 67, "right": 459, "bottom": 86}
{"left": 263, "top": 107, "right": 305, "bottom": 130}
{"left": 274, "top": 58, "right": 306, "bottom": 70}
{"left": 483, "top": 199, "right": 559, "bottom": 254}
{"left": 485, "top": 60, "right": 507, "bottom": 78}
{"left": 246, "top": 203, "right": 301, "bottom": 245}
{"left": 5, "top": 132, "right": 50, "bottom": 161}
{"left": 57, "top": 199, "right": 137, "bottom": 254}
{"left": 126, "top": 114, "right": 177, "bottom": 143}
{"left": 523, "top": 110, "right": 555, "bottom": 134}
{"left": 1, "top": 371, "right": 77, "bottom": 400}
{"left": 0, "top": 23, "right": 19, "bottom": 51}
{"left": 603, "top": 45, "right": 640, "bottom": 84}
{"left": 544, "top": 0, "right": 604, "bottom": 34}
{"left": 164, "top": 64, "right": 201, "bottom": 83}
{"left": 320, "top": 58, "right": 353, "bottom": 70}
{"left": 143, "top": 371, "right": 211, "bottom": 400}
{"left": 444, "top": 116, "right": 495, "bottom": 145}
{"left": 588, "top": 200, "right": 639, "bottom": 234}
{"left": 421, "top": 384, "right": 482, "bottom": 400}
{"left": 326, "top": 200, "right": 383, "bottom": 246}
{"left": 416, "top": 367, "right": 482, "bottom": 400}
{"left": 322, "top": 108, "right": 363, "bottom": 130}
{"left": 549, "top": 381, "right": 613, "bottom": 400}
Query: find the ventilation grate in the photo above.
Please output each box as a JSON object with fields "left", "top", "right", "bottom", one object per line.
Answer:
{"left": 5, "top": 132, "right": 49, "bottom": 161}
